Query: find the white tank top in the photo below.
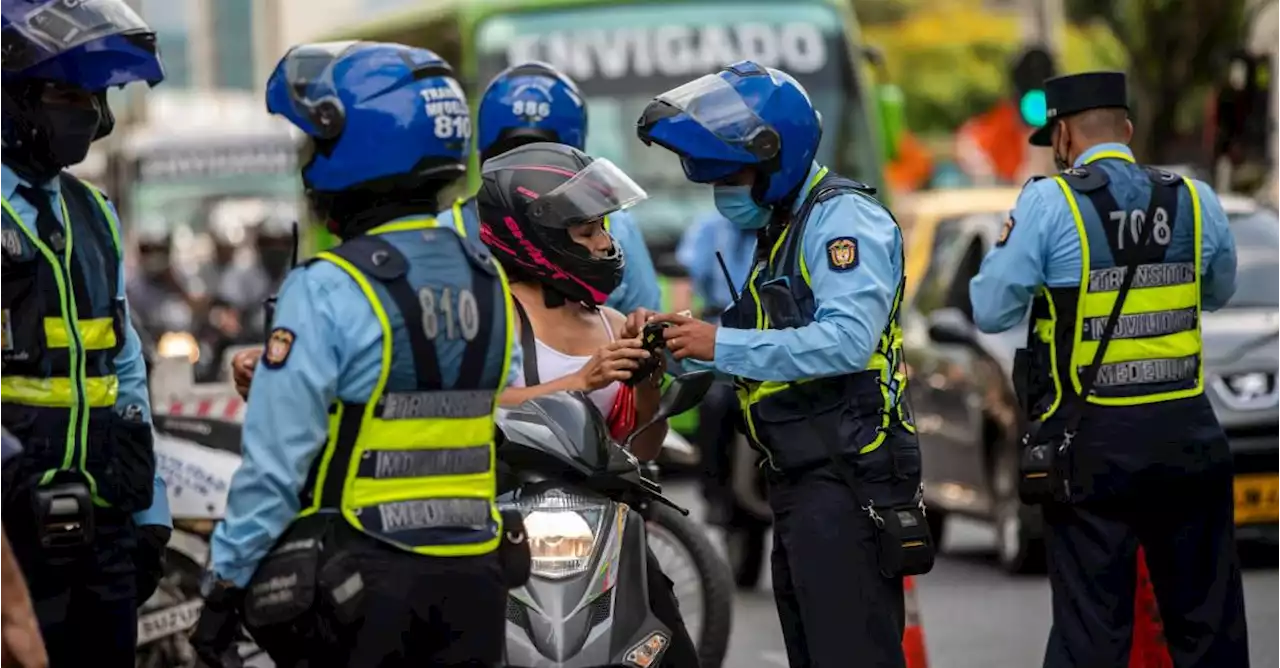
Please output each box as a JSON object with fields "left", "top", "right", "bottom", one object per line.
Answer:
{"left": 515, "top": 310, "right": 621, "bottom": 418}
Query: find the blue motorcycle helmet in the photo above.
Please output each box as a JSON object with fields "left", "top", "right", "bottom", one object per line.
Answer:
{"left": 477, "top": 61, "right": 587, "bottom": 162}
{"left": 266, "top": 41, "right": 471, "bottom": 233}
{"left": 636, "top": 61, "right": 821, "bottom": 206}
{"left": 2, "top": 0, "right": 164, "bottom": 180}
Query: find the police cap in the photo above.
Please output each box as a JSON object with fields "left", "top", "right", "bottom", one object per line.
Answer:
{"left": 1029, "top": 71, "right": 1129, "bottom": 146}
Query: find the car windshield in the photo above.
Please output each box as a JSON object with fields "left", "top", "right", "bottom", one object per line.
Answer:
{"left": 1226, "top": 209, "right": 1279, "bottom": 308}
{"left": 475, "top": 2, "right": 856, "bottom": 245}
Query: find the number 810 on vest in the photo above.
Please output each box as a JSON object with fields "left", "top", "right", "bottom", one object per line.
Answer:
{"left": 418, "top": 286, "right": 480, "bottom": 341}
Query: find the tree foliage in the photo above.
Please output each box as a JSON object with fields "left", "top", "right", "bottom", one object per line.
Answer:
{"left": 1064, "top": 0, "right": 1263, "bottom": 162}
{"left": 858, "top": 0, "right": 1125, "bottom": 136}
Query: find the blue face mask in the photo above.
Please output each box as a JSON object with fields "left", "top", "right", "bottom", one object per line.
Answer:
{"left": 713, "top": 185, "right": 772, "bottom": 230}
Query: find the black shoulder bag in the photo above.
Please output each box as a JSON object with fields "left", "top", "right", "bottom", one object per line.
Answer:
{"left": 1018, "top": 173, "right": 1165, "bottom": 506}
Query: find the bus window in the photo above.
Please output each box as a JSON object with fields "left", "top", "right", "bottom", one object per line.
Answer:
{"left": 472, "top": 2, "right": 869, "bottom": 248}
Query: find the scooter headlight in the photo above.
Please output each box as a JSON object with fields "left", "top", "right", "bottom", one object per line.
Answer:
{"left": 157, "top": 331, "right": 200, "bottom": 364}
{"left": 514, "top": 488, "right": 609, "bottom": 580}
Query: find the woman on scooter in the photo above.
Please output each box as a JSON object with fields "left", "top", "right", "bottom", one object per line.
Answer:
{"left": 482, "top": 142, "right": 667, "bottom": 460}
{"left": 480, "top": 142, "right": 701, "bottom": 668}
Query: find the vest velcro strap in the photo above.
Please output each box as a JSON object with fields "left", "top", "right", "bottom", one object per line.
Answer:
{"left": 317, "top": 403, "right": 365, "bottom": 508}
{"left": 356, "top": 446, "right": 492, "bottom": 480}
{"left": 457, "top": 267, "right": 498, "bottom": 389}
{"left": 1085, "top": 354, "right": 1199, "bottom": 388}
{"left": 375, "top": 390, "right": 496, "bottom": 420}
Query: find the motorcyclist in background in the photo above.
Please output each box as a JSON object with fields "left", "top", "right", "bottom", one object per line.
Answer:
{"left": 127, "top": 226, "right": 197, "bottom": 335}
{"left": 477, "top": 61, "right": 662, "bottom": 314}
{"left": 214, "top": 210, "right": 295, "bottom": 341}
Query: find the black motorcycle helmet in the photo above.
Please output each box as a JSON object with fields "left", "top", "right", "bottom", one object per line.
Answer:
{"left": 478, "top": 142, "right": 646, "bottom": 308}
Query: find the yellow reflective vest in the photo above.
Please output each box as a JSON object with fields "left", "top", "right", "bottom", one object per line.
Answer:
{"left": 298, "top": 205, "right": 515, "bottom": 557}
{"left": 1028, "top": 153, "right": 1204, "bottom": 422}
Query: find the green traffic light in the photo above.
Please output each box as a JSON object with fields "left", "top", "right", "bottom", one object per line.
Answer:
{"left": 1020, "top": 89, "right": 1047, "bottom": 126}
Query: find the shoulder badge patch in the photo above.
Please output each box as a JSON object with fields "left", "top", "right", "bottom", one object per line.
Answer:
{"left": 263, "top": 328, "right": 296, "bottom": 369}
{"left": 996, "top": 216, "right": 1016, "bottom": 247}
{"left": 1, "top": 309, "right": 12, "bottom": 352}
{"left": 826, "top": 237, "right": 859, "bottom": 272}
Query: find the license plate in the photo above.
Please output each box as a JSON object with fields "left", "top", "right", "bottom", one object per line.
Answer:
{"left": 1233, "top": 473, "right": 1279, "bottom": 525}
{"left": 137, "top": 599, "right": 203, "bottom": 646}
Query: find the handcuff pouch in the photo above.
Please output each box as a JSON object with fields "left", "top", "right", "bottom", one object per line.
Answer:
{"left": 243, "top": 517, "right": 324, "bottom": 631}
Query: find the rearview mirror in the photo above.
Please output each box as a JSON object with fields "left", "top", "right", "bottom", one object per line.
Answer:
{"left": 624, "top": 371, "right": 715, "bottom": 449}
{"left": 927, "top": 307, "right": 977, "bottom": 346}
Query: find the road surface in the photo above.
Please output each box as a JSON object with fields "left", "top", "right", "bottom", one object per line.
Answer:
{"left": 659, "top": 482, "right": 1280, "bottom": 668}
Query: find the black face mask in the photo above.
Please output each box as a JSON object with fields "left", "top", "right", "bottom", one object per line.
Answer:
{"left": 44, "top": 105, "right": 101, "bottom": 170}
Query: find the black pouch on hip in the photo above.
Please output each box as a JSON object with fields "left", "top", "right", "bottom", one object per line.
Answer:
{"left": 243, "top": 518, "right": 325, "bottom": 631}
{"left": 1018, "top": 429, "right": 1058, "bottom": 506}
{"left": 872, "top": 503, "right": 936, "bottom": 578}
{"left": 31, "top": 480, "right": 95, "bottom": 554}
{"left": 498, "top": 508, "right": 531, "bottom": 589}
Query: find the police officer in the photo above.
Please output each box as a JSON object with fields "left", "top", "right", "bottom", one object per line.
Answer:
{"left": 1, "top": 1, "right": 172, "bottom": 665}
{"left": 477, "top": 61, "right": 662, "bottom": 313}
{"left": 674, "top": 213, "right": 756, "bottom": 530}
{"left": 190, "top": 42, "right": 522, "bottom": 667}
{"left": 637, "top": 61, "right": 928, "bottom": 667}
{"left": 969, "top": 71, "right": 1249, "bottom": 667}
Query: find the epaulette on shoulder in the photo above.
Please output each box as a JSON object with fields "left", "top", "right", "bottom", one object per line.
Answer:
{"left": 1143, "top": 166, "right": 1182, "bottom": 186}
{"left": 1022, "top": 175, "right": 1047, "bottom": 188}
{"left": 1057, "top": 165, "right": 1109, "bottom": 193}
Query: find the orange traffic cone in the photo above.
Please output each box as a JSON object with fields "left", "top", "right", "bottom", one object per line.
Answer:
{"left": 1130, "top": 546, "right": 1173, "bottom": 668}
{"left": 902, "top": 576, "right": 930, "bottom": 668}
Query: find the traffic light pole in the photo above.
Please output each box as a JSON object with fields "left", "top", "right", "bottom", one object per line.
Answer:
{"left": 1019, "top": 0, "right": 1064, "bottom": 63}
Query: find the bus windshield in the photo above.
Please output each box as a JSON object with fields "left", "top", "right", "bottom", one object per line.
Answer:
{"left": 127, "top": 138, "right": 300, "bottom": 285}
{"left": 475, "top": 2, "right": 856, "bottom": 246}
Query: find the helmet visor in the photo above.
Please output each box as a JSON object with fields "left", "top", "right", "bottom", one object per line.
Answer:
{"left": 2, "top": 0, "right": 150, "bottom": 72}
{"left": 651, "top": 73, "right": 779, "bottom": 160}
{"left": 530, "top": 158, "right": 648, "bottom": 229}
{"left": 280, "top": 41, "right": 360, "bottom": 137}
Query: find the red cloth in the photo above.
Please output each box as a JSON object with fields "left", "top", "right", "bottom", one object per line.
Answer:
{"left": 607, "top": 384, "right": 637, "bottom": 442}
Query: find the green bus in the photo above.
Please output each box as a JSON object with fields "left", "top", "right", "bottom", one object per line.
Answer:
{"left": 316, "top": 0, "right": 902, "bottom": 252}
{"left": 318, "top": 0, "right": 903, "bottom": 435}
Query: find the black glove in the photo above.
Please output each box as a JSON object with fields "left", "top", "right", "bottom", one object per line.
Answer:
{"left": 134, "top": 524, "right": 170, "bottom": 607}
{"left": 191, "top": 582, "right": 246, "bottom": 668}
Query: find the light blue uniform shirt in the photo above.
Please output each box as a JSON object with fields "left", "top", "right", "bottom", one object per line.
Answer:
{"left": 605, "top": 209, "right": 662, "bottom": 313}
{"left": 210, "top": 213, "right": 524, "bottom": 586}
{"left": 676, "top": 212, "right": 757, "bottom": 314}
{"left": 713, "top": 162, "right": 904, "bottom": 382}
{"left": 969, "top": 143, "right": 1238, "bottom": 334}
{"left": 0, "top": 165, "right": 170, "bottom": 528}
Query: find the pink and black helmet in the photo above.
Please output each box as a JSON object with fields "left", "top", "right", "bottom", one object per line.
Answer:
{"left": 478, "top": 142, "right": 647, "bottom": 307}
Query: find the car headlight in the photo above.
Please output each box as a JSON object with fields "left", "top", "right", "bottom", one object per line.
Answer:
{"left": 513, "top": 488, "right": 608, "bottom": 580}
{"left": 1224, "top": 372, "right": 1274, "bottom": 402}
{"left": 157, "top": 331, "right": 200, "bottom": 365}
